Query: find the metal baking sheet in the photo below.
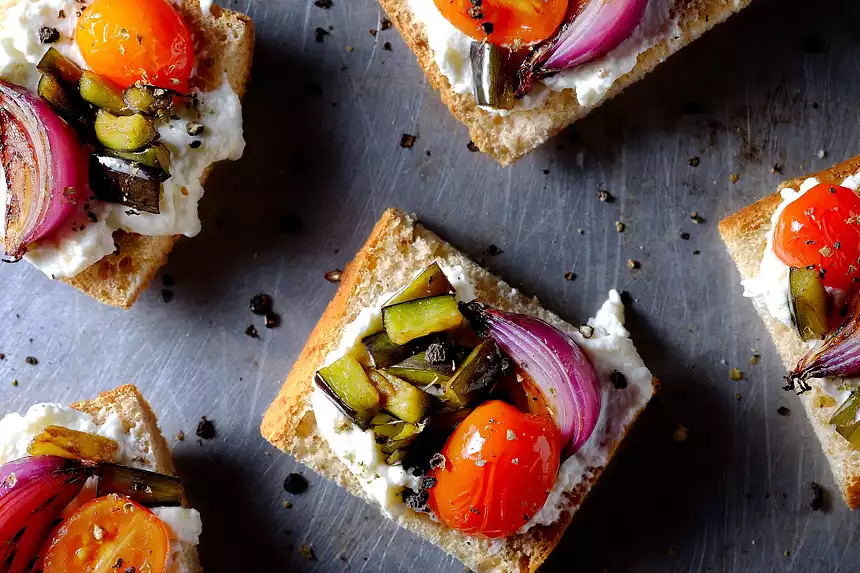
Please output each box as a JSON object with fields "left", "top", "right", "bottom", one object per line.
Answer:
{"left": 1, "top": 0, "right": 859, "bottom": 570}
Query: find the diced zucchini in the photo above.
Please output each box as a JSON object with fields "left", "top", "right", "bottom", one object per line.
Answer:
{"left": 362, "top": 330, "right": 419, "bottom": 369}
{"left": 37, "top": 74, "right": 87, "bottom": 128}
{"left": 315, "top": 355, "right": 381, "bottom": 430}
{"left": 790, "top": 266, "right": 831, "bottom": 341}
{"left": 381, "top": 423, "right": 421, "bottom": 454}
{"left": 94, "top": 110, "right": 158, "bottom": 151}
{"left": 386, "top": 351, "right": 455, "bottom": 386}
{"left": 383, "top": 295, "right": 463, "bottom": 345}
{"left": 79, "top": 71, "right": 129, "bottom": 115}
{"left": 105, "top": 143, "right": 171, "bottom": 172}
{"left": 36, "top": 47, "right": 82, "bottom": 86}
{"left": 27, "top": 425, "right": 119, "bottom": 462}
{"left": 830, "top": 391, "right": 860, "bottom": 442}
{"left": 367, "top": 370, "right": 432, "bottom": 423}
{"left": 384, "top": 262, "right": 455, "bottom": 307}
{"left": 442, "top": 341, "right": 503, "bottom": 408}
{"left": 97, "top": 464, "right": 184, "bottom": 507}
{"left": 124, "top": 84, "right": 175, "bottom": 116}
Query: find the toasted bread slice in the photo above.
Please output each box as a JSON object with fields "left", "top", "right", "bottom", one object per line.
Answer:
{"left": 58, "top": 1, "right": 254, "bottom": 309}
{"left": 718, "top": 155, "right": 860, "bottom": 508}
{"left": 382, "top": 0, "right": 751, "bottom": 166}
{"left": 261, "top": 208, "right": 656, "bottom": 572}
{"left": 71, "top": 384, "right": 202, "bottom": 573}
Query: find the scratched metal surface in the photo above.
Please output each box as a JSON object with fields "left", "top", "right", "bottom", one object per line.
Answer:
{"left": 1, "top": 0, "right": 859, "bottom": 570}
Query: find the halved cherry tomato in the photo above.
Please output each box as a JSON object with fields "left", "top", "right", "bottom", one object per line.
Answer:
{"left": 42, "top": 494, "right": 170, "bottom": 573}
{"left": 427, "top": 400, "right": 561, "bottom": 538}
{"left": 774, "top": 183, "right": 860, "bottom": 290}
{"left": 76, "top": 0, "right": 194, "bottom": 91}
{"left": 434, "top": 0, "right": 569, "bottom": 47}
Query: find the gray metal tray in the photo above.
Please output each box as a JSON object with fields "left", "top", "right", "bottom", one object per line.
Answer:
{"left": 2, "top": 0, "right": 859, "bottom": 570}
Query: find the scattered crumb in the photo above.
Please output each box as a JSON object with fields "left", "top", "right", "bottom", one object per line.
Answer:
{"left": 25, "top": 356, "right": 38, "bottom": 366}
{"left": 728, "top": 173, "right": 739, "bottom": 184}
{"left": 160, "top": 289, "right": 174, "bottom": 303}
{"left": 467, "top": 140, "right": 479, "bottom": 152}
{"left": 345, "top": 46, "right": 354, "bottom": 52}
{"left": 176, "top": 430, "right": 185, "bottom": 441}
{"left": 777, "top": 406, "right": 790, "bottom": 416}
{"left": 627, "top": 259, "right": 640, "bottom": 270}
{"left": 673, "top": 424, "right": 689, "bottom": 442}
{"left": 730, "top": 368, "right": 744, "bottom": 381}
{"left": 325, "top": 269, "right": 343, "bottom": 283}
{"left": 579, "top": 324, "right": 594, "bottom": 339}
{"left": 691, "top": 212, "right": 705, "bottom": 224}
{"left": 250, "top": 294, "right": 273, "bottom": 316}
{"left": 298, "top": 544, "right": 316, "bottom": 561}
{"left": 380, "top": 18, "right": 392, "bottom": 30}
{"left": 196, "top": 416, "right": 216, "bottom": 440}
{"left": 688, "top": 156, "right": 700, "bottom": 167}
{"left": 369, "top": 28, "right": 377, "bottom": 36}
{"left": 576, "top": 228, "right": 585, "bottom": 235}
{"left": 563, "top": 271, "right": 576, "bottom": 281}
{"left": 772, "top": 163, "right": 783, "bottom": 175}
{"left": 245, "top": 325, "right": 259, "bottom": 339}
{"left": 314, "top": 0, "right": 332, "bottom": 7}
{"left": 693, "top": 250, "right": 701, "bottom": 255}
{"left": 400, "top": 133, "right": 416, "bottom": 149}
{"left": 810, "top": 482, "right": 824, "bottom": 511}
{"left": 314, "top": 27, "right": 328, "bottom": 43}
{"left": 680, "top": 232, "right": 690, "bottom": 240}
{"left": 615, "top": 221, "right": 625, "bottom": 232}
{"left": 735, "top": 393, "right": 742, "bottom": 401}
{"left": 485, "top": 244, "right": 503, "bottom": 257}
{"left": 784, "top": 551, "right": 791, "bottom": 558}
{"left": 284, "top": 473, "right": 310, "bottom": 494}
{"left": 11, "top": 380, "right": 18, "bottom": 387}
{"left": 750, "top": 353, "right": 761, "bottom": 365}
{"left": 383, "top": 41, "right": 392, "bottom": 51}
{"left": 817, "top": 149, "right": 826, "bottom": 159}
{"left": 265, "top": 312, "right": 281, "bottom": 329}
{"left": 283, "top": 500, "right": 293, "bottom": 509}
{"left": 596, "top": 190, "right": 613, "bottom": 203}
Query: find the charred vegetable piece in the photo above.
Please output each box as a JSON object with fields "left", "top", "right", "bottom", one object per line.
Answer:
{"left": 79, "top": 70, "right": 129, "bottom": 115}
{"left": 470, "top": 42, "right": 514, "bottom": 110}
{"left": 315, "top": 355, "right": 382, "bottom": 430}
{"left": 380, "top": 423, "right": 421, "bottom": 454}
{"left": 790, "top": 266, "right": 831, "bottom": 341}
{"left": 36, "top": 47, "right": 83, "bottom": 86}
{"left": 428, "top": 407, "right": 474, "bottom": 433}
{"left": 105, "top": 143, "right": 171, "bottom": 172}
{"left": 829, "top": 391, "right": 860, "bottom": 443}
{"left": 362, "top": 330, "right": 421, "bottom": 369}
{"left": 384, "top": 262, "right": 456, "bottom": 307}
{"left": 124, "top": 84, "right": 175, "bottom": 116}
{"left": 367, "top": 370, "right": 432, "bottom": 423}
{"left": 387, "top": 351, "right": 456, "bottom": 386}
{"left": 94, "top": 109, "right": 157, "bottom": 151}
{"left": 27, "top": 425, "right": 119, "bottom": 462}
{"left": 442, "top": 341, "right": 503, "bottom": 408}
{"left": 90, "top": 154, "right": 167, "bottom": 214}
{"left": 37, "top": 73, "right": 87, "bottom": 128}
{"left": 97, "top": 463, "right": 184, "bottom": 507}
{"left": 383, "top": 295, "right": 464, "bottom": 345}
{"left": 386, "top": 449, "right": 409, "bottom": 465}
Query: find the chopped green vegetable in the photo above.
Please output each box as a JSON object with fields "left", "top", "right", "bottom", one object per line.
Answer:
{"left": 79, "top": 71, "right": 129, "bottom": 115}
{"left": 362, "top": 330, "right": 421, "bottom": 369}
{"left": 443, "top": 341, "right": 503, "bottom": 408}
{"left": 829, "top": 391, "right": 860, "bottom": 444}
{"left": 37, "top": 74, "right": 87, "bottom": 128}
{"left": 383, "top": 295, "right": 463, "bottom": 345}
{"left": 97, "top": 463, "right": 184, "bottom": 507}
{"left": 470, "top": 42, "right": 514, "bottom": 110}
{"left": 36, "top": 47, "right": 82, "bottom": 86}
{"left": 367, "top": 369, "right": 432, "bottom": 423}
{"left": 315, "top": 355, "right": 381, "bottom": 430}
{"left": 386, "top": 351, "right": 456, "bottom": 386}
{"left": 124, "top": 84, "right": 175, "bottom": 116}
{"left": 105, "top": 143, "right": 171, "bottom": 172}
{"left": 790, "top": 266, "right": 831, "bottom": 341}
{"left": 94, "top": 110, "right": 157, "bottom": 151}
{"left": 384, "top": 262, "right": 455, "bottom": 307}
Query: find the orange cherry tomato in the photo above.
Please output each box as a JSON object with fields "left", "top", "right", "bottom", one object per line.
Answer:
{"left": 434, "top": 0, "right": 569, "bottom": 47}
{"left": 774, "top": 183, "right": 860, "bottom": 290}
{"left": 76, "top": 0, "right": 194, "bottom": 91}
{"left": 428, "top": 400, "right": 561, "bottom": 538}
{"left": 42, "top": 494, "right": 170, "bottom": 573}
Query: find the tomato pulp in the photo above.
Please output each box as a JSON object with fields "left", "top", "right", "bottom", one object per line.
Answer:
{"left": 774, "top": 183, "right": 860, "bottom": 290}
{"left": 428, "top": 400, "right": 561, "bottom": 538}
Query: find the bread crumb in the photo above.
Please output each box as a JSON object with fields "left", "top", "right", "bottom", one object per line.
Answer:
{"left": 325, "top": 269, "right": 343, "bottom": 283}
{"left": 728, "top": 173, "right": 739, "bottom": 184}
{"left": 627, "top": 259, "right": 640, "bottom": 270}
{"left": 730, "top": 368, "right": 744, "bottom": 381}
{"left": 563, "top": 271, "right": 576, "bottom": 281}
{"left": 615, "top": 221, "right": 625, "bottom": 232}
{"left": 673, "top": 424, "right": 689, "bottom": 442}
{"left": 690, "top": 212, "right": 705, "bottom": 224}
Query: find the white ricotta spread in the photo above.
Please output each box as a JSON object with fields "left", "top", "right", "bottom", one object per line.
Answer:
{"left": 407, "top": 0, "right": 680, "bottom": 110}
{"left": 0, "top": 403, "right": 201, "bottom": 573}
{"left": 0, "top": 0, "right": 245, "bottom": 278}
{"left": 312, "top": 263, "right": 654, "bottom": 534}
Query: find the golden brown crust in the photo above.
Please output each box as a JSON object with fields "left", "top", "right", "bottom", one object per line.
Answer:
{"left": 71, "top": 384, "right": 202, "bottom": 573}
{"left": 60, "top": 1, "right": 255, "bottom": 309}
{"left": 261, "top": 208, "right": 655, "bottom": 572}
{"left": 718, "top": 155, "right": 860, "bottom": 509}
{"left": 380, "top": 0, "right": 751, "bottom": 166}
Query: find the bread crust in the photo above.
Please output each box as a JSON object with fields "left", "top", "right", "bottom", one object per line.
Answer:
{"left": 380, "top": 0, "right": 751, "bottom": 166}
{"left": 261, "top": 208, "right": 655, "bottom": 572}
{"left": 71, "top": 384, "right": 202, "bottom": 573}
{"left": 58, "top": 1, "right": 255, "bottom": 308}
{"left": 718, "top": 155, "right": 860, "bottom": 508}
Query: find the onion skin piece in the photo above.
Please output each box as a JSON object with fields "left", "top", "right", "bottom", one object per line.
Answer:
{"left": 460, "top": 302, "right": 602, "bottom": 454}
{"left": 0, "top": 81, "right": 86, "bottom": 258}
{"left": 787, "top": 294, "right": 860, "bottom": 394}
{"left": 517, "top": 0, "right": 649, "bottom": 97}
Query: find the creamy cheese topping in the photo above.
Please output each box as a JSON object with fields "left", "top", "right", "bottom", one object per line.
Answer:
{"left": 408, "top": 0, "right": 680, "bottom": 111}
{"left": 312, "top": 263, "right": 654, "bottom": 533}
{"left": 0, "top": 403, "right": 201, "bottom": 573}
{"left": 0, "top": 0, "right": 245, "bottom": 278}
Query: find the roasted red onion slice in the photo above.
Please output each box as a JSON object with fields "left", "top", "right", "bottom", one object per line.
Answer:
{"left": 0, "top": 456, "right": 93, "bottom": 570}
{"left": 461, "top": 302, "right": 602, "bottom": 454}
{"left": 787, "top": 294, "right": 860, "bottom": 394}
{"left": 0, "top": 81, "right": 86, "bottom": 259}
{"left": 517, "top": 0, "right": 648, "bottom": 97}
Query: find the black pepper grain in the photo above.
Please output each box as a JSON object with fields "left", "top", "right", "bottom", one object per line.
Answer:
{"left": 250, "top": 293, "right": 273, "bottom": 315}
{"left": 314, "top": 27, "right": 329, "bottom": 42}
{"left": 610, "top": 370, "right": 627, "bottom": 389}
{"left": 245, "top": 325, "right": 260, "bottom": 339}
{"left": 39, "top": 26, "right": 60, "bottom": 44}
{"left": 265, "top": 312, "right": 281, "bottom": 329}
{"left": 486, "top": 244, "right": 503, "bottom": 257}
{"left": 777, "top": 406, "right": 790, "bottom": 416}
{"left": 195, "top": 416, "right": 216, "bottom": 440}
{"left": 25, "top": 356, "right": 38, "bottom": 366}
{"left": 283, "top": 473, "right": 310, "bottom": 494}
{"left": 400, "top": 133, "right": 416, "bottom": 149}
{"left": 810, "top": 482, "right": 824, "bottom": 511}
{"left": 189, "top": 140, "right": 202, "bottom": 149}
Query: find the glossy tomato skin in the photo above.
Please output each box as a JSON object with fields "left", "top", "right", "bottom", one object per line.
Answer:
{"left": 433, "top": 0, "right": 569, "bottom": 47}
{"left": 774, "top": 183, "right": 860, "bottom": 290}
{"left": 428, "top": 400, "right": 561, "bottom": 538}
{"left": 77, "top": 0, "right": 194, "bottom": 91}
{"left": 42, "top": 494, "right": 170, "bottom": 573}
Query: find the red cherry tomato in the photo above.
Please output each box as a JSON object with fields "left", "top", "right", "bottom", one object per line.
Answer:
{"left": 434, "top": 0, "right": 569, "bottom": 47}
{"left": 76, "top": 0, "right": 194, "bottom": 91}
{"left": 774, "top": 183, "right": 860, "bottom": 290}
{"left": 428, "top": 400, "right": 561, "bottom": 538}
